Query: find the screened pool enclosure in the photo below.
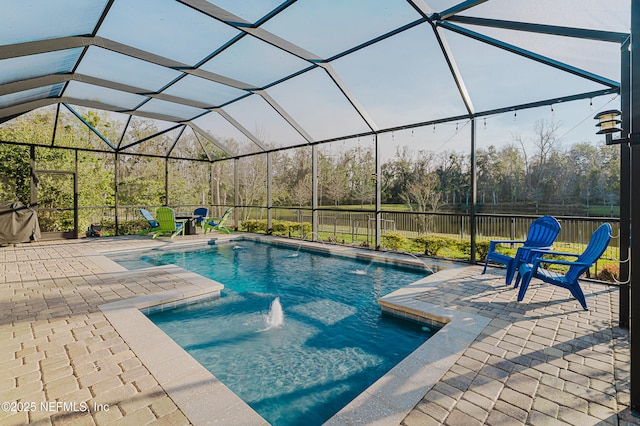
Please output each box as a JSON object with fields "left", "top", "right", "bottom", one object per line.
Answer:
{"left": 1, "top": 0, "right": 640, "bottom": 414}
{"left": 0, "top": 0, "right": 631, "bottom": 248}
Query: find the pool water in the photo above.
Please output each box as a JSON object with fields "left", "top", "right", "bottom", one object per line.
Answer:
{"left": 138, "top": 241, "right": 439, "bottom": 425}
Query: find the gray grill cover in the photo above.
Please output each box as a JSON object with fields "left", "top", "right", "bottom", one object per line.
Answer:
{"left": 0, "top": 201, "right": 41, "bottom": 244}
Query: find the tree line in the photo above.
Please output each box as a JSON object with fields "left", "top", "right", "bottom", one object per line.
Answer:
{"left": 0, "top": 110, "right": 620, "bottom": 233}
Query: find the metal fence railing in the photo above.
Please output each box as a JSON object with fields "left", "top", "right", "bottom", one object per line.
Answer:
{"left": 86, "top": 205, "right": 621, "bottom": 274}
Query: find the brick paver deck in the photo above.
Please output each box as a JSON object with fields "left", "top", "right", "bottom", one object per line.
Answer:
{"left": 400, "top": 269, "right": 634, "bottom": 426}
{"left": 0, "top": 234, "right": 635, "bottom": 425}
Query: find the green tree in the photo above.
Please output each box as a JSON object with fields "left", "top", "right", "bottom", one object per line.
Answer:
{"left": 0, "top": 144, "right": 30, "bottom": 203}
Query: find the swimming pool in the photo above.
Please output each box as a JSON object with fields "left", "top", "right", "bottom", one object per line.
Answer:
{"left": 115, "top": 240, "right": 441, "bottom": 425}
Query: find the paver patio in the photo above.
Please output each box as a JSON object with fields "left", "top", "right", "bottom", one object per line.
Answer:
{"left": 0, "top": 234, "right": 636, "bottom": 425}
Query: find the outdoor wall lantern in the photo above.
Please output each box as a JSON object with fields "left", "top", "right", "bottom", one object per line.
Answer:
{"left": 595, "top": 109, "right": 640, "bottom": 145}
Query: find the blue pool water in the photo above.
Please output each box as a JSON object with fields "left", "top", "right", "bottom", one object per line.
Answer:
{"left": 131, "top": 241, "right": 439, "bottom": 425}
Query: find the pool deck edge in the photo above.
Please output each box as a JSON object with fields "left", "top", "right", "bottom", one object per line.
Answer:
{"left": 98, "top": 265, "right": 270, "bottom": 426}
{"left": 326, "top": 267, "right": 490, "bottom": 426}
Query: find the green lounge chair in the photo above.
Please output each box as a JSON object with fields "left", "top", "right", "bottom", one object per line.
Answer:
{"left": 203, "top": 208, "right": 233, "bottom": 234}
{"left": 152, "top": 207, "right": 186, "bottom": 239}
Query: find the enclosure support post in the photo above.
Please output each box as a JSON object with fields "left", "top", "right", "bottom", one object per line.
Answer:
{"left": 469, "top": 118, "right": 477, "bottom": 264}
{"left": 311, "top": 145, "right": 318, "bottom": 240}
{"left": 164, "top": 158, "right": 169, "bottom": 206}
{"left": 620, "top": 37, "right": 631, "bottom": 330}
{"left": 29, "top": 145, "right": 36, "bottom": 207}
{"left": 209, "top": 162, "right": 214, "bottom": 213}
{"left": 267, "top": 152, "right": 273, "bottom": 233}
{"left": 74, "top": 150, "right": 78, "bottom": 239}
{"left": 375, "top": 133, "right": 381, "bottom": 250}
{"left": 630, "top": 0, "right": 640, "bottom": 413}
{"left": 114, "top": 153, "right": 119, "bottom": 236}
{"left": 234, "top": 159, "right": 239, "bottom": 228}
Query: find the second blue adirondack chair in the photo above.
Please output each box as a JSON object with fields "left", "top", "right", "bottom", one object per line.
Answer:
{"left": 516, "top": 223, "right": 612, "bottom": 311}
{"left": 482, "top": 215, "right": 561, "bottom": 285}
{"left": 194, "top": 207, "right": 208, "bottom": 230}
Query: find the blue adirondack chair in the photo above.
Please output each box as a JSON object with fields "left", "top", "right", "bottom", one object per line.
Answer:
{"left": 516, "top": 223, "right": 612, "bottom": 311}
{"left": 139, "top": 208, "right": 160, "bottom": 235}
{"left": 482, "top": 215, "right": 561, "bottom": 285}
{"left": 193, "top": 207, "right": 208, "bottom": 230}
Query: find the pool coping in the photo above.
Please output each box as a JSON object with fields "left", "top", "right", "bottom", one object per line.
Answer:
{"left": 99, "top": 264, "right": 269, "bottom": 426}
{"left": 99, "top": 237, "right": 490, "bottom": 426}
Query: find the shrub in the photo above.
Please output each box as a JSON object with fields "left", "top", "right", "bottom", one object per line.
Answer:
{"left": 412, "top": 235, "right": 489, "bottom": 261}
{"left": 475, "top": 241, "right": 490, "bottom": 261}
{"left": 382, "top": 232, "right": 408, "bottom": 250}
{"left": 97, "top": 219, "right": 147, "bottom": 236}
{"left": 240, "top": 219, "right": 266, "bottom": 233}
{"left": 271, "top": 220, "right": 287, "bottom": 235}
{"left": 240, "top": 219, "right": 311, "bottom": 237}
{"left": 414, "top": 235, "right": 455, "bottom": 256}
{"left": 596, "top": 263, "right": 619, "bottom": 282}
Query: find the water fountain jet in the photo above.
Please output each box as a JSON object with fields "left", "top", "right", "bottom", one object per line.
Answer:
{"left": 386, "top": 250, "right": 435, "bottom": 274}
{"left": 289, "top": 232, "right": 323, "bottom": 258}
{"left": 351, "top": 259, "right": 374, "bottom": 275}
{"left": 264, "top": 297, "right": 284, "bottom": 329}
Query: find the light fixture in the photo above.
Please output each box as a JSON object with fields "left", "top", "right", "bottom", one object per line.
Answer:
{"left": 595, "top": 109, "right": 622, "bottom": 135}
{"left": 594, "top": 109, "right": 640, "bottom": 145}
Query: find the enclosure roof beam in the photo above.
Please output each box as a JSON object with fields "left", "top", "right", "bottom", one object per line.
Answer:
{"left": 58, "top": 97, "right": 196, "bottom": 123}
{"left": 178, "top": 0, "right": 324, "bottom": 63}
{"left": 93, "top": 37, "right": 257, "bottom": 90}
{"left": 71, "top": 74, "right": 219, "bottom": 109}
{"left": 446, "top": 16, "right": 630, "bottom": 43}
{"left": 468, "top": 88, "right": 619, "bottom": 119}
{"left": 0, "top": 35, "right": 258, "bottom": 92}
{"left": 438, "top": 21, "right": 620, "bottom": 88}
{"left": 119, "top": 123, "right": 184, "bottom": 152}
{"left": 62, "top": 103, "right": 116, "bottom": 150}
{"left": 116, "top": 115, "right": 132, "bottom": 149}
{"left": 166, "top": 125, "right": 187, "bottom": 157}
{"left": 438, "top": 0, "right": 489, "bottom": 20}
{"left": 254, "top": 89, "right": 315, "bottom": 143}
{"left": 192, "top": 129, "right": 212, "bottom": 161}
{"left": 318, "top": 63, "right": 379, "bottom": 132}
{"left": 0, "top": 36, "right": 255, "bottom": 90}
{"left": 405, "top": 0, "right": 435, "bottom": 18}
{"left": 0, "top": 73, "right": 209, "bottom": 111}
{"left": 0, "top": 73, "right": 223, "bottom": 112}
{"left": 215, "top": 108, "right": 267, "bottom": 151}
{"left": 0, "top": 36, "right": 91, "bottom": 60}
{"left": 90, "top": 0, "right": 116, "bottom": 37}
{"left": 187, "top": 122, "right": 237, "bottom": 157}
{"left": 0, "top": 74, "right": 71, "bottom": 96}
{"left": 434, "top": 27, "right": 475, "bottom": 115}
{"left": 0, "top": 98, "right": 59, "bottom": 124}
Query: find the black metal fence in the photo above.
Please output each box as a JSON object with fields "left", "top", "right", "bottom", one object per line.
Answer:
{"left": 84, "top": 204, "right": 620, "bottom": 268}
